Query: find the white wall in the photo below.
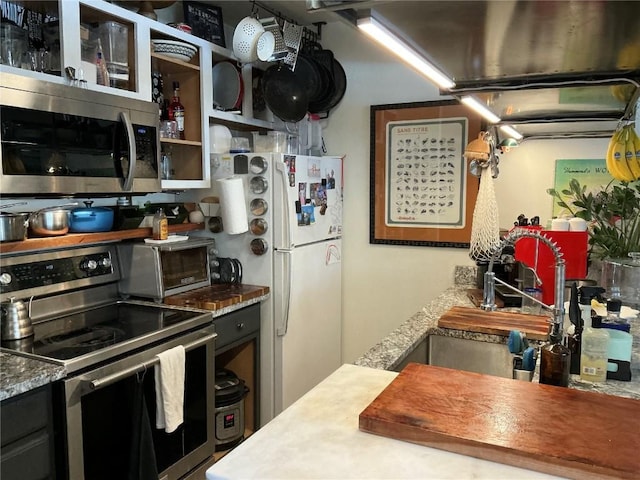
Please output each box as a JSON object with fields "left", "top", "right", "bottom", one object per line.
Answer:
{"left": 493, "top": 138, "right": 607, "bottom": 230}
{"left": 319, "top": 22, "right": 471, "bottom": 362}
{"left": 319, "top": 21, "right": 610, "bottom": 362}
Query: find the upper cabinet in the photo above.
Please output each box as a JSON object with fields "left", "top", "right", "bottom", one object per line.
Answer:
{"left": 1, "top": 0, "right": 278, "bottom": 191}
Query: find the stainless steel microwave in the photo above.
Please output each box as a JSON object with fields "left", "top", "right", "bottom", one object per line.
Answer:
{"left": 0, "top": 72, "right": 161, "bottom": 196}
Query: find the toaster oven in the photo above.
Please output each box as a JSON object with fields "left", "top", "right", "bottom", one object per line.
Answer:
{"left": 117, "top": 238, "right": 217, "bottom": 301}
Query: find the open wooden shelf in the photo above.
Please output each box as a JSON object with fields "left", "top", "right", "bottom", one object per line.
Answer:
{"left": 0, "top": 223, "right": 204, "bottom": 254}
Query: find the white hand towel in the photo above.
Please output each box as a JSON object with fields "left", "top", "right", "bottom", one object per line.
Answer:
{"left": 154, "top": 345, "right": 185, "bottom": 433}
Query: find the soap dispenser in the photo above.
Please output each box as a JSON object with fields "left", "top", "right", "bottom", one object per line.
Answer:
{"left": 578, "top": 286, "right": 609, "bottom": 382}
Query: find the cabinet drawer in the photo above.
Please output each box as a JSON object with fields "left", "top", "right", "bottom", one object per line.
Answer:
{"left": 214, "top": 304, "right": 260, "bottom": 351}
{"left": 1, "top": 386, "right": 50, "bottom": 446}
{"left": 0, "top": 429, "right": 53, "bottom": 480}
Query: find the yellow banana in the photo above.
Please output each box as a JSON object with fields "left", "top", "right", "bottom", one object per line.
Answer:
{"left": 629, "top": 125, "right": 640, "bottom": 181}
{"left": 606, "top": 128, "right": 625, "bottom": 180}
{"left": 613, "top": 127, "right": 635, "bottom": 182}
{"left": 606, "top": 129, "right": 620, "bottom": 179}
{"left": 624, "top": 127, "right": 640, "bottom": 180}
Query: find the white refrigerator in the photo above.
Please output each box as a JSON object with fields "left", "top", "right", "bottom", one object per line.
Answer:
{"left": 202, "top": 152, "right": 343, "bottom": 422}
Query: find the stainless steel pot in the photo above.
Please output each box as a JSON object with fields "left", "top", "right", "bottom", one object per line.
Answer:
{"left": 28, "top": 203, "right": 77, "bottom": 237}
{"left": 0, "top": 211, "right": 29, "bottom": 242}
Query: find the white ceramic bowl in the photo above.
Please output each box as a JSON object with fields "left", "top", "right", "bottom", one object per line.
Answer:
{"left": 210, "top": 125, "right": 232, "bottom": 153}
{"left": 151, "top": 40, "right": 197, "bottom": 62}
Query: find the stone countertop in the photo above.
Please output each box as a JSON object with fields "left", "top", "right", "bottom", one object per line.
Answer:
{"left": 206, "top": 363, "right": 563, "bottom": 480}
{"left": 354, "top": 266, "right": 640, "bottom": 400}
{"left": 0, "top": 352, "right": 66, "bottom": 401}
{"left": 0, "top": 295, "right": 269, "bottom": 401}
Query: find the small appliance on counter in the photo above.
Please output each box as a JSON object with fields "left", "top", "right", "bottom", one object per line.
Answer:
{"left": 117, "top": 237, "right": 217, "bottom": 301}
{"left": 214, "top": 368, "right": 249, "bottom": 450}
{"left": 513, "top": 227, "right": 588, "bottom": 306}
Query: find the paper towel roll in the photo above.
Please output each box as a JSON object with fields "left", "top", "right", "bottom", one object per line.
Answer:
{"left": 216, "top": 176, "right": 248, "bottom": 234}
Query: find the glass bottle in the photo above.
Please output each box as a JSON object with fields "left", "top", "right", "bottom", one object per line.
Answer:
{"left": 95, "top": 51, "right": 109, "bottom": 86}
{"left": 539, "top": 321, "right": 571, "bottom": 387}
{"left": 152, "top": 208, "right": 168, "bottom": 240}
{"left": 539, "top": 340, "right": 571, "bottom": 387}
{"left": 160, "top": 146, "right": 173, "bottom": 180}
{"left": 168, "top": 81, "right": 185, "bottom": 140}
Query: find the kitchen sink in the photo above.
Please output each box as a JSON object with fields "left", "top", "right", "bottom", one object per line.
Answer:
{"left": 427, "top": 335, "right": 514, "bottom": 379}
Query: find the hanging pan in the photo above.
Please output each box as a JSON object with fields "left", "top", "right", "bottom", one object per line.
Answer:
{"left": 293, "top": 53, "right": 324, "bottom": 105}
{"left": 212, "top": 61, "right": 243, "bottom": 111}
{"left": 304, "top": 45, "right": 346, "bottom": 116}
{"left": 261, "top": 64, "right": 309, "bottom": 123}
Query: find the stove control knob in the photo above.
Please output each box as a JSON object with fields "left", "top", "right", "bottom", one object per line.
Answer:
{"left": 99, "top": 257, "right": 112, "bottom": 269}
{"left": 0, "top": 273, "right": 12, "bottom": 285}
{"left": 82, "top": 259, "right": 98, "bottom": 272}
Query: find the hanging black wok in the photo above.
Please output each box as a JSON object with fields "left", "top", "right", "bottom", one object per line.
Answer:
{"left": 261, "top": 64, "right": 309, "bottom": 123}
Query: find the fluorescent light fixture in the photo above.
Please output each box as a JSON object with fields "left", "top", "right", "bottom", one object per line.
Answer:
{"left": 460, "top": 96, "right": 501, "bottom": 124}
{"left": 500, "top": 125, "right": 524, "bottom": 140}
{"left": 357, "top": 16, "right": 455, "bottom": 90}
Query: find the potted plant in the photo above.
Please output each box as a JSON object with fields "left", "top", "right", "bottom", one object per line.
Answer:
{"left": 547, "top": 178, "right": 640, "bottom": 260}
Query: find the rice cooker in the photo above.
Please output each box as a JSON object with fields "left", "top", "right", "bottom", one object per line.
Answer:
{"left": 214, "top": 369, "right": 249, "bottom": 450}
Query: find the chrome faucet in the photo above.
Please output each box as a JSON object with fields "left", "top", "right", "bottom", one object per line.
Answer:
{"left": 481, "top": 229, "right": 566, "bottom": 342}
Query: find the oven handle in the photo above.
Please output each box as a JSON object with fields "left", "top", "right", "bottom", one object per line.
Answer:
{"left": 86, "top": 330, "right": 216, "bottom": 391}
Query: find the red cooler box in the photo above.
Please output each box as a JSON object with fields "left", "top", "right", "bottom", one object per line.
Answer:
{"left": 513, "top": 227, "right": 588, "bottom": 306}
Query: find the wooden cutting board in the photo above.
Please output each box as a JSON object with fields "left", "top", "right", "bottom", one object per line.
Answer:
{"left": 360, "top": 363, "right": 640, "bottom": 480}
{"left": 438, "top": 306, "right": 550, "bottom": 340}
{"left": 164, "top": 284, "right": 269, "bottom": 310}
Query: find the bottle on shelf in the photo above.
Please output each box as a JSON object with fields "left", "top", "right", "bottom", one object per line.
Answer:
{"left": 95, "top": 40, "right": 110, "bottom": 87}
{"left": 168, "top": 81, "right": 185, "bottom": 140}
{"left": 152, "top": 208, "right": 168, "bottom": 240}
{"left": 578, "top": 286, "right": 609, "bottom": 382}
{"left": 160, "top": 146, "right": 173, "bottom": 180}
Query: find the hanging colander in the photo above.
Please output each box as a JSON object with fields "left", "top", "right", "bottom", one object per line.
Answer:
{"left": 232, "top": 16, "right": 265, "bottom": 63}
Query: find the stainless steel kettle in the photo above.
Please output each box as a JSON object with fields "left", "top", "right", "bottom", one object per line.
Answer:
{"left": 1, "top": 297, "right": 34, "bottom": 340}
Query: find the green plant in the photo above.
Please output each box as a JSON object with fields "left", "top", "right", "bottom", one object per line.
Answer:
{"left": 547, "top": 179, "right": 640, "bottom": 259}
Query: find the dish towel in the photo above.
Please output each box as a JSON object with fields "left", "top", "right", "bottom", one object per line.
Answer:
{"left": 129, "top": 373, "right": 158, "bottom": 480}
{"left": 154, "top": 345, "right": 185, "bottom": 433}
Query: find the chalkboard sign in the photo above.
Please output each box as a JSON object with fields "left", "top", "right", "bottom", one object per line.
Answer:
{"left": 183, "top": 1, "right": 225, "bottom": 48}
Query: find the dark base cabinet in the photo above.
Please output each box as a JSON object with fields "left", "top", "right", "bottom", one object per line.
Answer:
{"left": 1, "top": 385, "right": 56, "bottom": 480}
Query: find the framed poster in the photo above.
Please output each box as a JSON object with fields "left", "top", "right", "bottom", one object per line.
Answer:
{"left": 552, "top": 159, "right": 617, "bottom": 216}
{"left": 370, "top": 100, "right": 482, "bottom": 247}
{"left": 183, "top": 1, "right": 225, "bottom": 47}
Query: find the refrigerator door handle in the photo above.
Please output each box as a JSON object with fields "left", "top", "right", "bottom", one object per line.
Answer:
{"left": 275, "top": 160, "right": 292, "bottom": 248}
{"left": 275, "top": 249, "right": 292, "bottom": 337}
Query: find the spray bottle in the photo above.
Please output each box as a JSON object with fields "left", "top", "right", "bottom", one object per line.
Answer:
{"left": 578, "top": 286, "right": 609, "bottom": 382}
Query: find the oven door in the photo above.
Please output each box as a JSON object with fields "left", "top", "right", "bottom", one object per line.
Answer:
{"left": 60, "top": 326, "right": 216, "bottom": 480}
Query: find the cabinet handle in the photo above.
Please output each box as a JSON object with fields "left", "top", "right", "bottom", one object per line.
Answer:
{"left": 236, "top": 322, "right": 245, "bottom": 330}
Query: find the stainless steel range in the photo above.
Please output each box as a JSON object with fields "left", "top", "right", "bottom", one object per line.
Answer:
{"left": 0, "top": 245, "right": 216, "bottom": 480}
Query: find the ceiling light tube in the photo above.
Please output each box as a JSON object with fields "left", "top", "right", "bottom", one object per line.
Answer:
{"left": 357, "top": 16, "right": 455, "bottom": 90}
{"left": 460, "top": 96, "right": 501, "bottom": 124}
{"left": 500, "top": 125, "right": 524, "bottom": 140}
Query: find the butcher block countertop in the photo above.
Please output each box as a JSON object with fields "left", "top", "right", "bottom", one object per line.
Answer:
{"left": 360, "top": 363, "right": 640, "bottom": 480}
{"left": 207, "top": 364, "right": 572, "bottom": 479}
